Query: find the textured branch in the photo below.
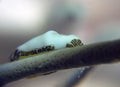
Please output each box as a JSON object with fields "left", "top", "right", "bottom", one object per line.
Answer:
{"left": 1, "top": 39, "right": 120, "bottom": 86}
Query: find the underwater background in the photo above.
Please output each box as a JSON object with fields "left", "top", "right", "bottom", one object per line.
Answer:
{"left": 0, "top": 0, "right": 120, "bottom": 87}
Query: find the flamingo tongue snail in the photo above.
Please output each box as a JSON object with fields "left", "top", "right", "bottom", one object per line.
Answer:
{"left": 9, "top": 30, "right": 83, "bottom": 61}
{"left": 9, "top": 30, "right": 83, "bottom": 78}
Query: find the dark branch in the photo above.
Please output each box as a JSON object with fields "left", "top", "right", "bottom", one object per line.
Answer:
{"left": 0, "top": 39, "right": 120, "bottom": 86}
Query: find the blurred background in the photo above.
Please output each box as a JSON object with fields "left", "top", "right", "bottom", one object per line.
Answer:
{"left": 0, "top": 0, "right": 120, "bottom": 87}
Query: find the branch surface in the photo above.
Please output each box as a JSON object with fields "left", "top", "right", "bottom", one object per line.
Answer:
{"left": 0, "top": 39, "right": 120, "bottom": 86}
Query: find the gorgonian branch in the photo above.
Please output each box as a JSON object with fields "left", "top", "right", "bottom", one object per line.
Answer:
{"left": 0, "top": 39, "right": 120, "bottom": 86}
{"left": 57, "top": 67, "right": 93, "bottom": 87}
